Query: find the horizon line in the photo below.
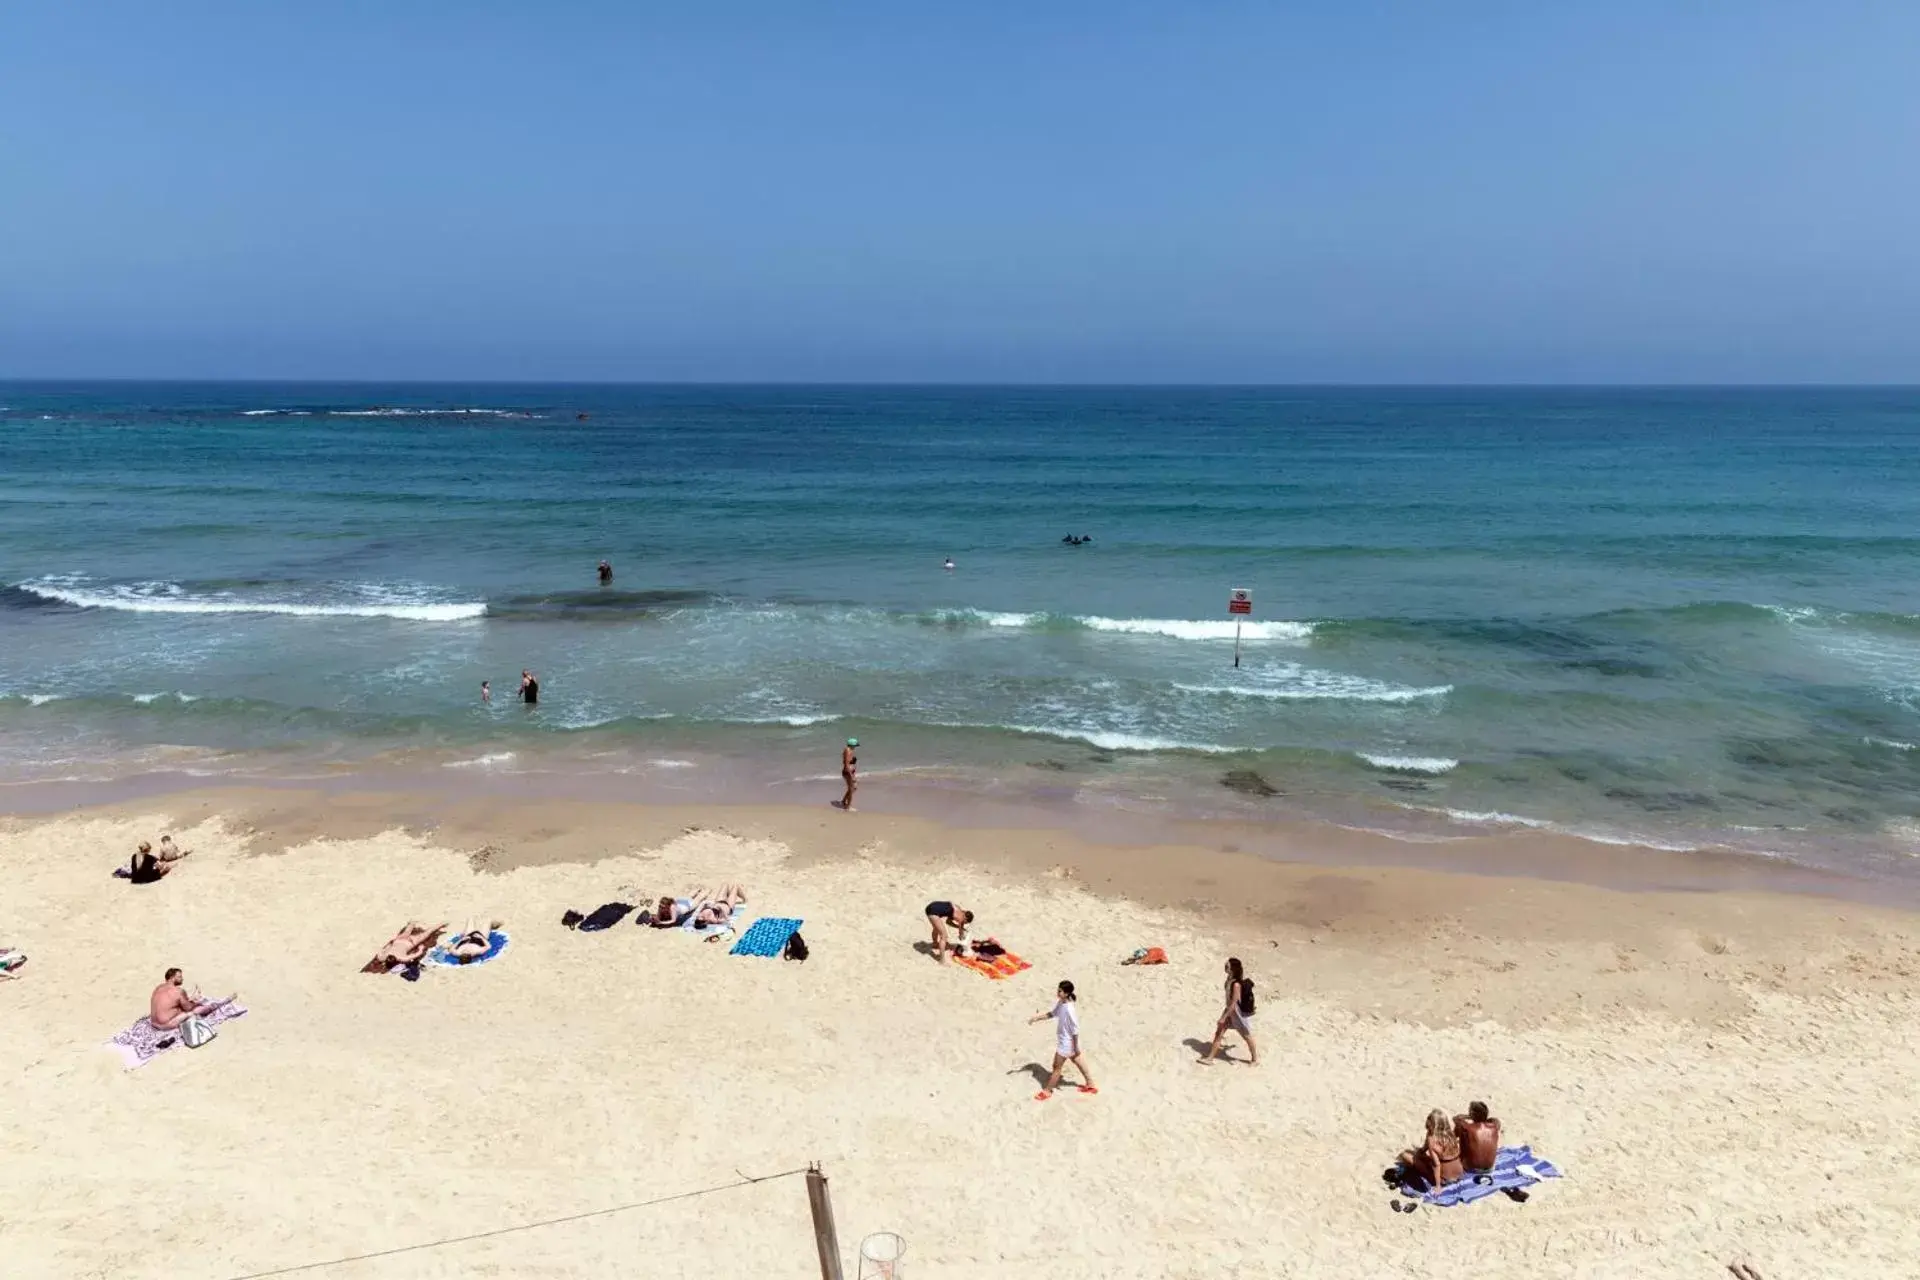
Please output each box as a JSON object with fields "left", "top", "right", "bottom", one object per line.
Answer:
{"left": 5, "top": 377, "right": 1920, "bottom": 391}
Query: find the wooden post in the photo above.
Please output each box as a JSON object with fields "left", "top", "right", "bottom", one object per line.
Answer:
{"left": 806, "top": 1163, "right": 845, "bottom": 1280}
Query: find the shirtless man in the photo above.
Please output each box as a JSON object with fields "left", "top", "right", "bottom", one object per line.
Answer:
{"left": 924, "top": 900, "right": 973, "bottom": 963}
{"left": 149, "top": 968, "right": 231, "bottom": 1031}
{"left": 1455, "top": 1100, "right": 1501, "bottom": 1172}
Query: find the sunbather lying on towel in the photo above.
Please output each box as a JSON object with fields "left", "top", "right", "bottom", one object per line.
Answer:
{"left": 445, "top": 921, "right": 503, "bottom": 961}
{"left": 363, "top": 922, "right": 448, "bottom": 974}
{"left": 1398, "top": 1109, "right": 1465, "bottom": 1189}
{"left": 650, "top": 896, "right": 690, "bottom": 927}
{"left": 688, "top": 885, "right": 748, "bottom": 928}
{"left": 0, "top": 947, "right": 26, "bottom": 979}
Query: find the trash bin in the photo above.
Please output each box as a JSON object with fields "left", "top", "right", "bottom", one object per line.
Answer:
{"left": 858, "top": 1231, "right": 906, "bottom": 1279}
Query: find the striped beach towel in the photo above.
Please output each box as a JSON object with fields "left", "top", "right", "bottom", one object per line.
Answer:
{"left": 954, "top": 949, "right": 1032, "bottom": 979}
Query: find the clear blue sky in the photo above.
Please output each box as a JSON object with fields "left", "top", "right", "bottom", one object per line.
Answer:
{"left": 4, "top": 2, "right": 1917, "bottom": 382}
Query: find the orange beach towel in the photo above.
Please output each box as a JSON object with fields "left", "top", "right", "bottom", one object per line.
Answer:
{"left": 954, "top": 949, "right": 1032, "bottom": 979}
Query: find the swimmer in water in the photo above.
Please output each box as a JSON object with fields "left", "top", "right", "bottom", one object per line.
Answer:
{"left": 520, "top": 670, "right": 540, "bottom": 706}
{"left": 597, "top": 560, "right": 613, "bottom": 584}
{"left": 943, "top": 557, "right": 955, "bottom": 571}
{"left": 480, "top": 680, "right": 491, "bottom": 703}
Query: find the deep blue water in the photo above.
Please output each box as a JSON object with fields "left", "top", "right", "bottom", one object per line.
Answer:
{"left": 5, "top": 383, "right": 1920, "bottom": 873}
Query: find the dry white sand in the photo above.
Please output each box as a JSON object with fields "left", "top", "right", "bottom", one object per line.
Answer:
{"left": 2, "top": 801, "right": 1918, "bottom": 1278}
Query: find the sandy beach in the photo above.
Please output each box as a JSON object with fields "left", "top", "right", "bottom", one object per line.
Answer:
{"left": 3, "top": 785, "right": 1918, "bottom": 1279}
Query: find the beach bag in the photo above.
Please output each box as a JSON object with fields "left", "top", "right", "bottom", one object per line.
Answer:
{"left": 1239, "top": 979, "right": 1256, "bottom": 1016}
{"left": 783, "top": 931, "right": 809, "bottom": 962}
{"left": 180, "top": 1015, "right": 217, "bottom": 1049}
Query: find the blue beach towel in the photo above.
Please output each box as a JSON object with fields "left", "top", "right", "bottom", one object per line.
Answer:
{"left": 1416, "top": 1145, "right": 1562, "bottom": 1207}
{"left": 428, "top": 930, "right": 509, "bottom": 967}
{"left": 730, "top": 917, "right": 802, "bottom": 957}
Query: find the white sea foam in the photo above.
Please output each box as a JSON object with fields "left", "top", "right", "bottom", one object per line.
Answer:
{"left": 646, "top": 758, "right": 697, "bottom": 769}
{"left": 19, "top": 578, "right": 486, "bottom": 622}
{"left": 924, "top": 608, "right": 1039, "bottom": 628}
{"left": 1432, "top": 807, "right": 1553, "bottom": 829}
{"left": 996, "top": 723, "right": 1238, "bottom": 753}
{"left": 331, "top": 407, "right": 524, "bottom": 418}
{"left": 23, "top": 693, "right": 63, "bottom": 707}
{"left": 1174, "top": 665, "right": 1449, "bottom": 704}
{"left": 132, "top": 692, "right": 201, "bottom": 705}
{"left": 1079, "top": 616, "right": 1314, "bottom": 641}
{"left": 1867, "top": 736, "right": 1917, "bottom": 751}
{"left": 1358, "top": 752, "right": 1459, "bottom": 774}
{"left": 443, "top": 752, "right": 517, "bottom": 769}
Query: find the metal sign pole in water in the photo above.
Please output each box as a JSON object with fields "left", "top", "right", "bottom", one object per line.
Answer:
{"left": 1228, "top": 588, "right": 1251, "bottom": 668}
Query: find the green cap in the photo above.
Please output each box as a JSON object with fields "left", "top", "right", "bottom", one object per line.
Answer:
{"left": 846, "top": 737, "right": 859, "bottom": 747}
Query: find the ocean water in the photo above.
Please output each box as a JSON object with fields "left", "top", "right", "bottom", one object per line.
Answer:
{"left": 5, "top": 383, "right": 1920, "bottom": 875}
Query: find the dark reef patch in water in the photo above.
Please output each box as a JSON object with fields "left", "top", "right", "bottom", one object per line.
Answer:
{"left": 1221, "top": 769, "right": 1280, "bottom": 798}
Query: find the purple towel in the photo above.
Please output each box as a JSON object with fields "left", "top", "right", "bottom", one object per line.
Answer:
{"left": 107, "top": 1001, "right": 248, "bottom": 1069}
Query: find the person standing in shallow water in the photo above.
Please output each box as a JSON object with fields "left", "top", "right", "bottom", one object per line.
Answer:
{"left": 840, "top": 738, "right": 858, "bottom": 810}
{"left": 597, "top": 559, "right": 613, "bottom": 584}
{"left": 519, "top": 670, "right": 539, "bottom": 706}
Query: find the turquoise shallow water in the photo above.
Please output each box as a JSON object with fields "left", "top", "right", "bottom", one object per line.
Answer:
{"left": 5, "top": 383, "right": 1920, "bottom": 873}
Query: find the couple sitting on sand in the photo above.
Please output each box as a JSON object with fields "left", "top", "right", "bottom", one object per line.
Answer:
{"left": 127, "top": 835, "right": 191, "bottom": 884}
{"left": 1397, "top": 1101, "right": 1501, "bottom": 1189}
{"left": 647, "top": 884, "right": 747, "bottom": 930}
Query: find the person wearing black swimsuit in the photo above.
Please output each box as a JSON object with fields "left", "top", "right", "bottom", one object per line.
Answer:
{"left": 924, "top": 900, "right": 973, "bottom": 963}
{"left": 840, "top": 738, "right": 858, "bottom": 810}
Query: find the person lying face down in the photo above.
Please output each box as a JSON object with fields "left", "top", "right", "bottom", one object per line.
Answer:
{"left": 363, "top": 922, "right": 448, "bottom": 973}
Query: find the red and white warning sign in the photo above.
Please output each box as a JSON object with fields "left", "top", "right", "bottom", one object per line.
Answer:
{"left": 1228, "top": 588, "right": 1252, "bottom": 616}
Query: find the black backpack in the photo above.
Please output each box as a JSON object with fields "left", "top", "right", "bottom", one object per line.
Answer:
{"left": 783, "top": 931, "right": 809, "bottom": 962}
{"left": 1239, "top": 979, "right": 1256, "bottom": 1016}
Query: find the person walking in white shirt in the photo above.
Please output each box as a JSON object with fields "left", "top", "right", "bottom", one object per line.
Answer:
{"left": 1028, "top": 979, "right": 1097, "bottom": 1101}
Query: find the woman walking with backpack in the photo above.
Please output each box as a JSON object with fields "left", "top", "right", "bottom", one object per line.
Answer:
{"left": 1199, "top": 957, "right": 1257, "bottom": 1065}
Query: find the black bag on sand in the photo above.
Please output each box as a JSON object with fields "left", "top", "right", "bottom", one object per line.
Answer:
{"left": 783, "top": 931, "right": 809, "bottom": 962}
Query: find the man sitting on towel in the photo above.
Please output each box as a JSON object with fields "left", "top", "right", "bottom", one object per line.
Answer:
{"left": 1454, "top": 1100, "right": 1501, "bottom": 1172}
{"left": 149, "top": 967, "right": 232, "bottom": 1031}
